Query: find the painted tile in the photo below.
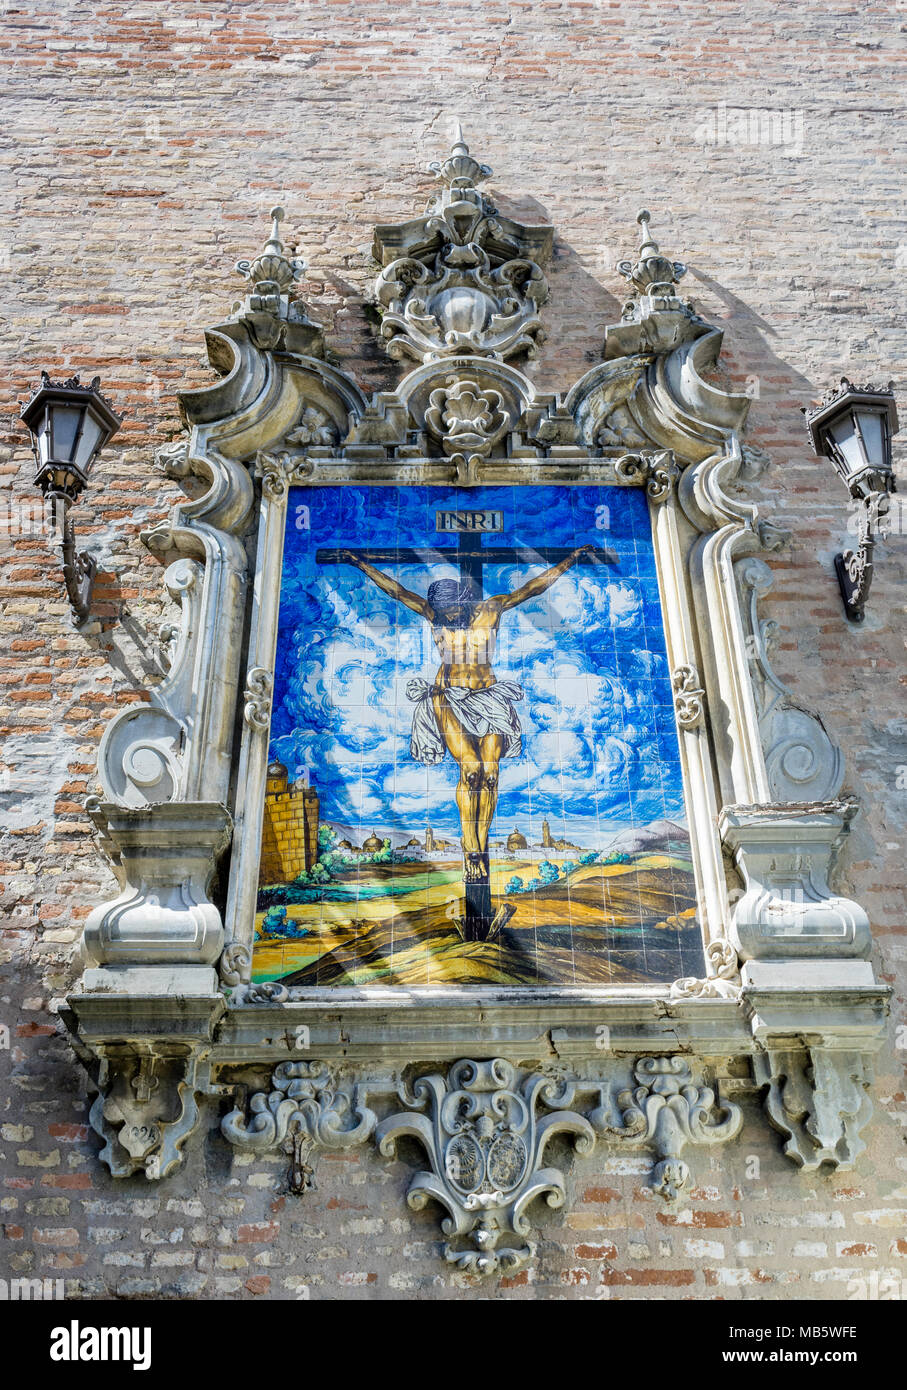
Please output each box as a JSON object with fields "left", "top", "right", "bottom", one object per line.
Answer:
{"left": 253, "top": 484, "right": 703, "bottom": 986}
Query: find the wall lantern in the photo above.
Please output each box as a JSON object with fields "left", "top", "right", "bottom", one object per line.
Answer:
{"left": 803, "top": 378, "right": 899, "bottom": 622}
{"left": 20, "top": 371, "right": 122, "bottom": 626}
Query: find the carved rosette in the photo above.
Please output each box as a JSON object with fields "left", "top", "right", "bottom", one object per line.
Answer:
{"left": 376, "top": 1059, "right": 595, "bottom": 1276}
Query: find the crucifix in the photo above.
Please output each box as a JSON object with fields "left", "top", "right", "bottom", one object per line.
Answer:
{"left": 316, "top": 509, "right": 617, "bottom": 942}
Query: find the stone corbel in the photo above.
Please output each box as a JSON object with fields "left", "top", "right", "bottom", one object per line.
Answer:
{"left": 87, "top": 1049, "right": 207, "bottom": 1180}
{"left": 220, "top": 1056, "right": 746, "bottom": 1275}
{"left": 374, "top": 1059, "right": 596, "bottom": 1276}
{"left": 62, "top": 982, "right": 224, "bottom": 1181}
{"left": 221, "top": 1060, "right": 377, "bottom": 1195}
{"left": 753, "top": 1047, "right": 874, "bottom": 1171}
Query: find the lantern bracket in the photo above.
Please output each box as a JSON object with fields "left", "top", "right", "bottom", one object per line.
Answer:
{"left": 50, "top": 490, "right": 97, "bottom": 627}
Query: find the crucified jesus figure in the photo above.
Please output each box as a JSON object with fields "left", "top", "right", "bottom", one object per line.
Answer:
{"left": 335, "top": 545, "right": 594, "bottom": 935}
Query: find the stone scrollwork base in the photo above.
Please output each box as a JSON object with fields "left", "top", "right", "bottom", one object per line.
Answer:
{"left": 600, "top": 1056, "right": 743, "bottom": 1201}
{"left": 753, "top": 1047, "right": 874, "bottom": 1172}
{"left": 221, "top": 1059, "right": 377, "bottom": 1190}
{"left": 219, "top": 1054, "right": 744, "bottom": 1275}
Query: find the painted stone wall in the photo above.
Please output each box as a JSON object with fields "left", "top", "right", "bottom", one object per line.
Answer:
{"left": 1, "top": 0, "right": 905, "bottom": 1299}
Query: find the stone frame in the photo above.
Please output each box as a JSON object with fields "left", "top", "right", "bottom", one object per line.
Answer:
{"left": 62, "top": 146, "right": 889, "bottom": 1271}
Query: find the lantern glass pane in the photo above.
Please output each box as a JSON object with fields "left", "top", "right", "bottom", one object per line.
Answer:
{"left": 35, "top": 415, "right": 52, "bottom": 467}
{"left": 74, "top": 412, "right": 103, "bottom": 471}
{"left": 828, "top": 414, "right": 864, "bottom": 477}
{"left": 49, "top": 405, "right": 84, "bottom": 463}
{"left": 856, "top": 409, "right": 884, "bottom": 470}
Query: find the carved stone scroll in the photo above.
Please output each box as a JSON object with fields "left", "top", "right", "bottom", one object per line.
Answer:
{"left": 221, "top": 1060, "right": 377, "bottom": 1190}
{"left": 598, "top": 1056, "right": 743, "bottom": 1201}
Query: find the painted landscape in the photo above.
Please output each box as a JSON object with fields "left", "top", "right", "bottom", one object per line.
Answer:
{"left": 253, "top": 820, "right": 701, "bottom": 986}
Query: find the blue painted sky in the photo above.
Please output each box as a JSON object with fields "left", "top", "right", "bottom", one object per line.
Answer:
{"left": 269, "top": 485, "right": 686, "bottom": 847}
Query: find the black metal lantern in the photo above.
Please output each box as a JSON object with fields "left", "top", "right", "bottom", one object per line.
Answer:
{"left": 804, "top": 378, "right": 898, "bottom": 500}
{"left": 803, "top": 378, "right": 900, "bottom": 622}
{"left": 20, "top": 372, "right": 122, "bottom": 626}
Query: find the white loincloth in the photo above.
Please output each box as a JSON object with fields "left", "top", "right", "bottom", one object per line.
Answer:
{"left": 405, "top": 678, "right": 524, "bottom": 766}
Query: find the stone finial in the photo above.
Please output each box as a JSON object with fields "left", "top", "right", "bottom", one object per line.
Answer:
{"left": 235, "top": 205, "right": 306, "bottom": 296}
{"left": 230, "top": 206, "right": 322, "bottom": 355}
{"left": 427, "top": 121, "right": 493, "bottom": 189}
{"left": 617, "top": 209, "right": 687, "bottom": 300}
{"left": 604, "top": 209, "right": 707, "bottom": 360}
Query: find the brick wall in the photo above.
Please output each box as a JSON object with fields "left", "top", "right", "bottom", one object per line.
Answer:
{"left": 1, "top": 0, "right": 905, "bottom": 1300}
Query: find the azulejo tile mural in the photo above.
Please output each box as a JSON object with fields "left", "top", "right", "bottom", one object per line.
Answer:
{"left": 252, "top": 484, "right": 704, "bottom": 987}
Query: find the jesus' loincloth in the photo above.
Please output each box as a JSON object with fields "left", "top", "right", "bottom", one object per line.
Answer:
{"left": 405, "top": 678, "right": 524, "bottom": 766}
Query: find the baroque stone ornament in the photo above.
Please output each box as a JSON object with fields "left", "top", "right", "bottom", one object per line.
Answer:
{"left": 221, "top": 1061, "right": 377, "bottom": 1192}
{"left": 737, "top": 556, "right": 844, "bottom": 803}
{"left": 218, "top": 941, "right": 251, "bottom": 989}
{"left": 607, "top": 210, "right": 708, "bottom": 359}
{"left": 670, "top": 939, "right": 742, "bottom": 1000}
{"left": 372, "top": 125, "right": 552, "bottom": 364}
{"left": 62, "top": 140, "right": 887, "bottom": 1211}
{"left": 242, "top": 666, "right": 273, "bottom": 731}
{"left": 614, "top": 450, "right": 678, "bottom": 501}
{"left": 605, "top": 1057, "right": 743, "bottom": 1200}
{"left": 375, "top": 1059, "right": 596, "bottom": 1275}
{"left": 754, "top": 1048, "right": 874, "bottom": 1171}
{"left": 232, "top": 205, "right": 322, "bottom": 355}
{"left": 424, "top": 374, "right": 509, "bottom": 466}
{"left": 672, "top": 663, "right": 706, "bottom": 730}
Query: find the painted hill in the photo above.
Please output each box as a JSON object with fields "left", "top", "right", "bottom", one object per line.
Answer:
{"left": 603, "top": 819, "right": 689, "bottom": 856}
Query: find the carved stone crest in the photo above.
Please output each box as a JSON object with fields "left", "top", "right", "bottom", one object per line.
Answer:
{"left": 373, "top": 128, "right": 552, "bottom": 364}
{"left": 376, "top": 1059, "right": 596, "bottom": 1275}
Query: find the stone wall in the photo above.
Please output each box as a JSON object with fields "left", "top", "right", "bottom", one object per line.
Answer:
{"left": 1, "top": 0, "right": 905, "bottom": 1300}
